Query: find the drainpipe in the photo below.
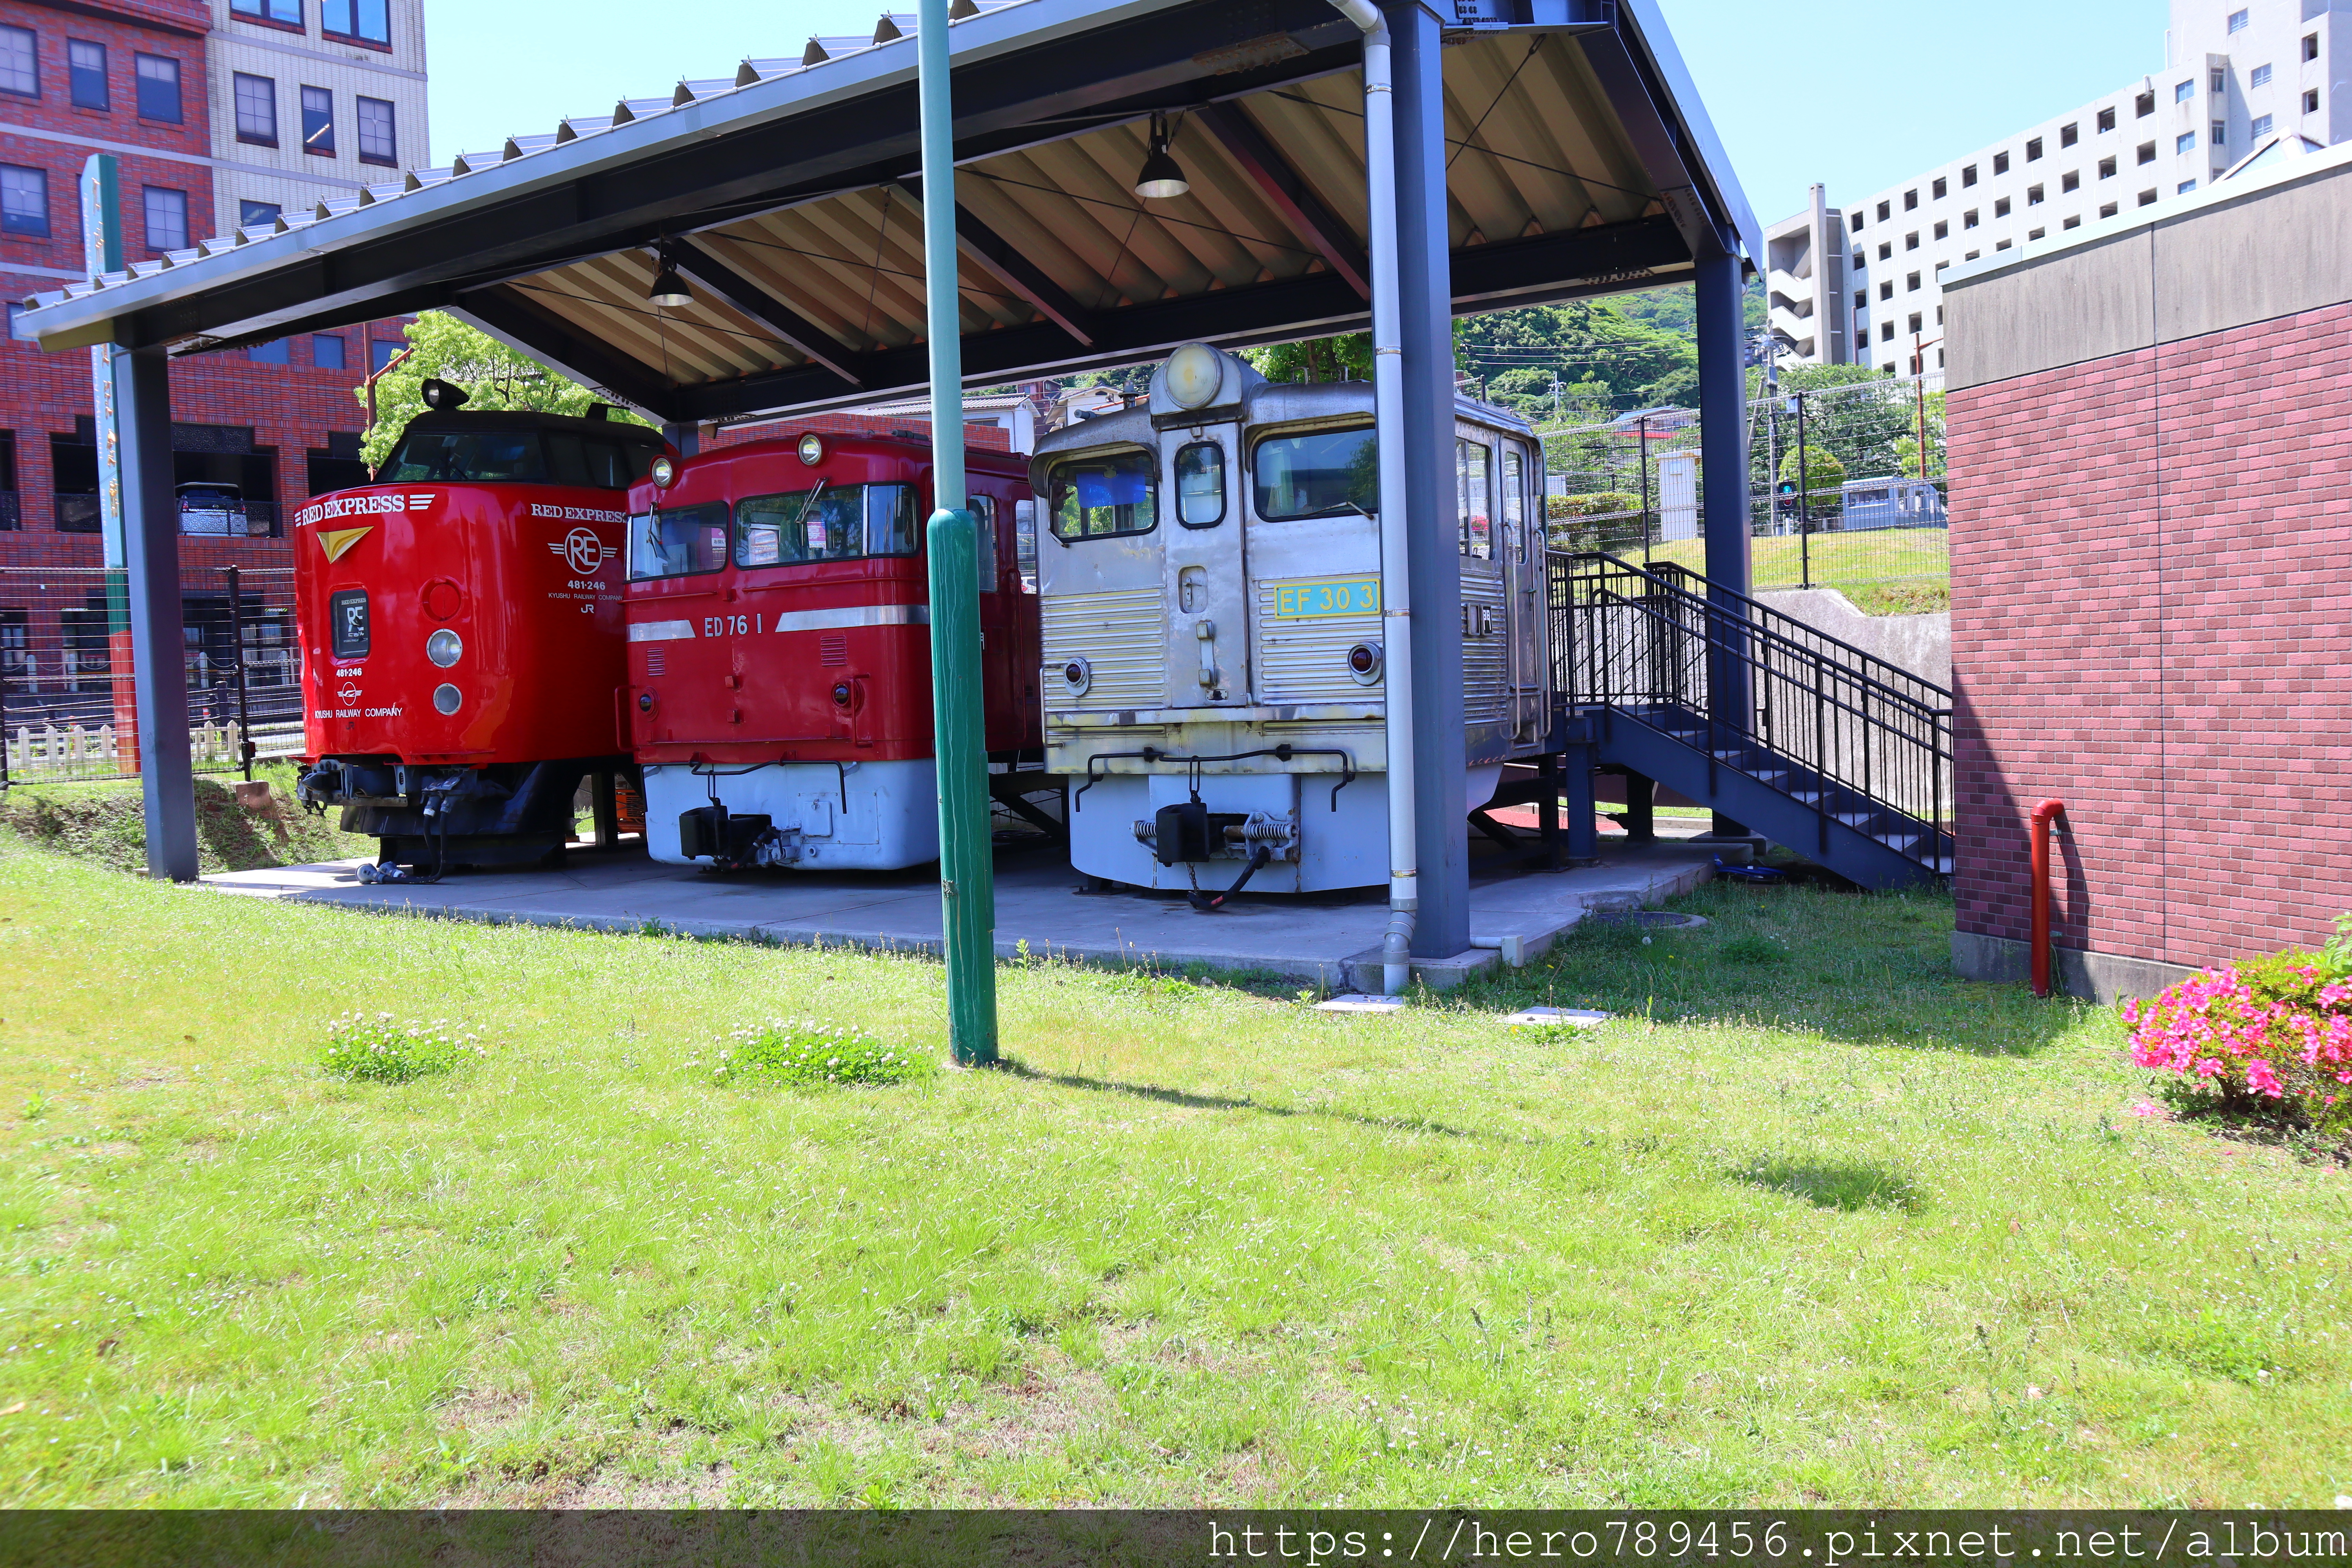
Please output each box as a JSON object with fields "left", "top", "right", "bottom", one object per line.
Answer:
{"left": 1328, "top": 0, "right": 1415, "bottom": 995}
{"left": 2030, "top": 799, "right": 2064, "bottom": 998}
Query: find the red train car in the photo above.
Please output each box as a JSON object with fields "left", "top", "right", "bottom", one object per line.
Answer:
{"left": 293, "top": 387, "right": 667, "bottom": 876}
{"left": 626, "top": 430, "right": 1045, "bottom": 870}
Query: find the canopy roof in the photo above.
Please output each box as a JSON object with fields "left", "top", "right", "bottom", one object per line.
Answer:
{"left": 21, "top": 0, "right": 1757, "bottom": 426}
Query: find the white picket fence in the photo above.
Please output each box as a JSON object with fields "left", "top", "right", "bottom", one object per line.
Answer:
{"left": 5, "top": 719, "right": 306, "bottom": 781}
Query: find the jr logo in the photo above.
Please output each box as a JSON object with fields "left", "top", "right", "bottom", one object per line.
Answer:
{"left": 549, "top": 528, "right": 617, "bottom": 575}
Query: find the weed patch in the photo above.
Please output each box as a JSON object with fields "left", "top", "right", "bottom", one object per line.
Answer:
{"left": 702, "top": 1019, "right": 931, "bottom": 1088}
{"left": 318, "top": 1012, "right": 485, "bottom": 1084}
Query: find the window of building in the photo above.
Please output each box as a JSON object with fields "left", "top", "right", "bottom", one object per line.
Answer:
{"left": 2026, "top": 137, "right": 2044, "bottom": 160}
{"left": 1963, "top": 209, "right": 1979, "bottom": 228}
{"left": 2093, "top": 156, "right": 2112, "bottom": 179}
{"left": 1875, "top": 200, "right": 1890, "bottom": 221}
{"left": 1931, "top": 177, "right": 1947, "bottom": 200}
{"left": 1906, "top": 272, "right": 1920, "bottom": 291}
{"left": 1849, "top": 210, "right": 1864, "bottom": 232}
{"left": 142, "top": 186, "right": 187, "bottom": 252}
{"left": 1993, "top": 151, "right": 2011, "bottom": 175}
{"left": 2027, "top": 184, "right": 2045, "bottom": 204}
{"left": 230, "top": 0, "right": 303, "bottom": 24}
{"left": 1903, "top": 189, "right": 1918, "bottom": 210}
{"left": 2062, "top": 215, "right": 2082, "bottom": 230}
{"left": 68, "top": 40, "right": 107, "bottom": 110}
{"left": 234, "top": 73, "right": 278, "bottom": 147}
{"left": 2177, "top": 131, "right": 2197, "bottom": 153}
{"left": 1994, "top": 196, "right": 2011, "bottom": 217}
{"left": 356, "top": 96, "right": 397, "bottom": 165}
{"left": 1904, "top": 230, "right": 1919, "bottom": 250}
{"left": 2306, "top": 34, "right": 2321, "bottom": 63}
{"left": 2177, "top": 179, "right": 2197, "bottom": 194}
{"left": 1878, "top": 281, "right": 1892, "bottom": 301}
{"left": 6, "top": 301, "right": 33, "bottom": 339}
{"left": 239, "top": 199, "right": 281, "bottom": 228}
{"left": 1935, "top": 260, "right": 1950, "bottom": 274}
{"left": 2139, "top": 189, "right": 2158, "bottom": 206}
{"left": 301, "top": 85, "right": 334, "bottom": 155}
{"left": 2251, "top": 63, "right": 2272, "bottom": 88}
{"left": 2027, "top": 227, "right": 2045, "bottom": 241}
{"left": 2097, "top": 107, "right": 2116, "bottom": 132}
{"left": 0, "top": 165, "right": 48, "bottom": 238}
{"left": 248, "top": 339, "right": 290, "bottom": 365}
{"left": 2138, "top": 140, "right": 2157, "bottom": 164}
{"left": 2211, "top": 69, "right": 2226, "bottom": 93}
{"left": 1996, "top": 239, "right": 2012, "bottom": 250}
{"left": 2061, "top": 122, "right": 2078, "bottom": 147}
{"left": 2136, "top": 91, "right": 2155, "bottom": 116}
{"left": 1879, "top": 322, "right": 1893, "bottom": 342}
{"left": 2211, "top": 120, "right": 2227, "bottom": 146}
{"left": 2252, "top": 113, "right": 2274, "bottom": 136}
{"left": 1964, "top": 250, "right": 1980, "bottom": 261}
{"left": 0, "top": 25, "right": 35, "bottom": 98}
{"left": 1877, "top": 241, "right": 1891, "bottom": 260}
{"left": 1962, "top": 164, "right": 1978, "bottom": 187}
{"left": 2227, "top": 8, "right": 2248, "bottom": 31}
{"left": 134, "top": 53, "right": 180, "bottom": 122}
{"left": 2098, "top": 202, "right": 2118, "bottom": 219}
{"left": 312, "top": 333, "right": 347, "bottom": 370}
{"left": 1933, "top": 220, "right": 1948, "bottom": 240}
{"left": 322, "top": 0, "right": 392, "bottom": 45}
{"left": 2062, "top": 171, "right": 2080, "bottom": 192}
{"left": 370, "top": 339, "right": 401, "bottom": 372}
{"left": 2307, "top": 89, "right": 2322, "bottom": 115}
{"left": 1907, "top": 312, "right": 1922, "bottom": 334}
{"left": 2176, "top": 79, "right": 2195, "bottom": 102}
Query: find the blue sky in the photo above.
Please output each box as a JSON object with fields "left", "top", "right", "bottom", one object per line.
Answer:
{"left": 422, "top": 0, "right": 2165, "bottom": 227}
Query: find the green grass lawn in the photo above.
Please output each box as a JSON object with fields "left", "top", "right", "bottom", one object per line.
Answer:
{"left": 1646, "top": 529, "right": 1950, "bottom": 616}
{"left": 1, "top": 843, "right": 2343, "bottom": 1509}
{"left": 0, "top": 762, "right": 374, "bottom": 877}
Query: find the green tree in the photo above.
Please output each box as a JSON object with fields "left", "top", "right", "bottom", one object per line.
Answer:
{"left": 1242, "top": 333, "right": 1372, "bottom": 384}
{"left": 1776, "top": 442, "right": 1846, "bottom": 517}
{"left": 356, "top": 311, "right": 652, "bottom": 469}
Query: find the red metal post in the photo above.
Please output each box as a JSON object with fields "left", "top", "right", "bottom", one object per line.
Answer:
{"left": 2030, "top": 799, "right": 2065, "bottom": 997}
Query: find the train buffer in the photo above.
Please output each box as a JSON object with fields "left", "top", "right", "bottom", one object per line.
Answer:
{"left": 1547, "top": 552, "right": 1953, "bottom": 892}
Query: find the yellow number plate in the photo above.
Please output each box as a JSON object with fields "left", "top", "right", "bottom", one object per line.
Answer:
{"left": 1274, "top": 577, "right": 1379, "bottom": 618}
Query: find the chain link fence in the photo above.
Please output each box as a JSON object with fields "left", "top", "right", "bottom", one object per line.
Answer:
{"left": 1539, "top": 370, "right": 1948, "bottom": 615}
{"left": 0, "top": 567, "right": 304, "bottom": 787}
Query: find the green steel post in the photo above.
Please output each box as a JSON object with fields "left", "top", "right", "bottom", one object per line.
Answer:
{"left": 81, "top": 157, "right": 129, "bottom": 638}
{"left": 917, "top": 0, "right": 998, "bottom": 1065}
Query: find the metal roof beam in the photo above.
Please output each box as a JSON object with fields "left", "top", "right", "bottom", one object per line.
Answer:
{"left": 1194, "top": 100, "right": 1369, "bottom": 301}
{"left": 452, "top": 286, "right": 685, "bottom": 422}
{"left": 1574, "top": 24, "right": 1723, "bottom": 261}
{"left": 893, "top": 175, "right": 1097, "bottom": 347}
{"left": 667, "top": 240, "right": 867, "bottom": 387}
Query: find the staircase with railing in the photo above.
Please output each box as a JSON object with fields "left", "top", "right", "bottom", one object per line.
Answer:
{"left": 1549, "top": 551, "right": 1953, "bottom": 889}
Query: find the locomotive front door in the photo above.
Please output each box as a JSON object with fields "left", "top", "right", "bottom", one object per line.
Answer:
{"left": 1162, "top": 428, "right": 1248, "bottom": 707}
{"left": 1455, "top": 433, "right": 1510, "bottom": 740}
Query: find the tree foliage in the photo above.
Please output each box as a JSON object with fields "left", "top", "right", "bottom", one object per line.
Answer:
{"left": 356, "top": 311, "right": 653, "bottom": 469}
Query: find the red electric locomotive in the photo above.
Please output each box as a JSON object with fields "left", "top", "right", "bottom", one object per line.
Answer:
{"left": 294, "top": 382, "right": 669, "bottom": 877}
{"left": 626, "top": 429, "right": 1046, "bottom": 871}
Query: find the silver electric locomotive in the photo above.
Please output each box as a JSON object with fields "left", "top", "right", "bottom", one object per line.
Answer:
{"left": 1031, "top": 343, "right": 1552, "bottom": 900}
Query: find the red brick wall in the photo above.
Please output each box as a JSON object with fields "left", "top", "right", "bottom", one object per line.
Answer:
{"left": 1948, "top": 299, "right": 2352, "bottom": 969}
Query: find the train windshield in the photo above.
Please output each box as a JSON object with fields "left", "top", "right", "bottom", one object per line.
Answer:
{"left": 1047, "top": 451, "right": 1157, "bottom": 540}
{"left": 733, "top": 484, "right": 922, "bottom": 567}
{"left": 1253, "top": 427, "right": 1376, "bottom": 521}
{"left": 381, "top": 429, "right": 659, "bottom": 487}
{"left": 629, "top": 503, "right": 730, "bottom": 579}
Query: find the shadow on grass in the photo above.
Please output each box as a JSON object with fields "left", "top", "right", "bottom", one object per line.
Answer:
{"left": 1732, "top": 1155, "right": 1925, "bottom": 1213}
{"left": 1436, "top": 881, "right": 2094, "bottom": 1058}
{"left": 994, "top": 1056, "right": 1498, "bottom": 1143}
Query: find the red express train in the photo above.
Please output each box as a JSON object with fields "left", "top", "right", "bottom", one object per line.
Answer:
{"left": 293, "top": 386, "right": 668, "bottom": 877}
{"left": 626, "top": 430, "right": 1044, "bottom": 870}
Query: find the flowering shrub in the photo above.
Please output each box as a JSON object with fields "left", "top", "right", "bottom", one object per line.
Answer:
{"left": 2122, "top": 951, "right": 2352, "bottom": 1139}
{"left": 699, "top": 1019, "right": 930, "bottom": 1088}
{"left": 318, "top": 1012, "right": 485, "bottom": 1084}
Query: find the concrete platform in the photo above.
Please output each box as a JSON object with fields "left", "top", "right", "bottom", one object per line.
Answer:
{"left": 203, "top": 838, "right": 1718, "bottom": 991}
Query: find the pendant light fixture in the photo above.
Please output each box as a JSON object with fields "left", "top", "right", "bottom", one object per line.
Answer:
{"left": 646, "top": 243, "right": 693, "bottom": 309}
{"left": 1133, "top": 112, "right": 1189, "bottom": 200}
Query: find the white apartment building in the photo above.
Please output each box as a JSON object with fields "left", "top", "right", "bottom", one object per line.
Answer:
{"left": 207, "top": 0, "right": 428, "bottom": 242}
{"left": 1773, "top": 0, "right": 2347, "bottom": 373}
{"left": 1763, "top": 184, "right": 1851, "bottom": 364}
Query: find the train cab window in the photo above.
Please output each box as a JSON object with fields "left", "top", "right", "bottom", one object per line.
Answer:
{"left": 1047, "top": 450, "right": 1157, "bottom": 540}
{"left": 1175, "top": 442, "right": 1225, "bottom": 528}
{"left": 1254, "top": 427, "right": 1375, "bottom": 521}
{"left": 544, "top": 433, "right": 659, "bottom": 488}
{"left": 1456, "top": 439, "right": 1492, "bottom": 559}
{"left": 328, "top": 589, "right": 370, "bottom": 659}
{"left": 381, "top": 430, "right": 547, "bottom": 483}
{"left": 968, "top": 495, "right": 998, "bottom": 592}
{"left": 733, "top": 483, "right": 922, "bottom": 567}
{"left": 630, "top": 502, "right": 730, "bottom": 579}
{"left": 1012, "top": 499, "right": 1038, "bottom": 592}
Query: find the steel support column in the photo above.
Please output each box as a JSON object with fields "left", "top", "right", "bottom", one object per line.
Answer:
{"left": 1694, "top": 242, "right": 1751, "bottom": 837}
{"left": 1386, "top": 0, "right": 1466, "bottom": 963}
{"left": 116, "top": 345, "right": 196, "bottom": 881}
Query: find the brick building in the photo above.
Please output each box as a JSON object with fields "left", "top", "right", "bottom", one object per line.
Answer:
{"left": 1, "top": 0, "right": 426, "bottom": 726}
{"left": 1943, "top": 140, "right": 2352, "bottom": 999}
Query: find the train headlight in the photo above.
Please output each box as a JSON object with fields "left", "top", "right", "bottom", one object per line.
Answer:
{"left": 797, "top": 434, "right": 826, "bottom": 466}
{"left": 1346, "top": 641, "right": 1383, "bottom": 686}
{"left": 432, "top": 683, "right": 463, "bottom": 715}
{"left": 1164, "top": 342, "right": 1222, "bottom": 409}
{"left": 1060, "top": 657, "right": 1092, "bottom": 699}
{"left": 830, "top": 680, "right": 854, "bottom": 710}
{"left": 650, "top": 456, "right": 676, "bottom": 488}
{"left": 425, "top": 629, "right": 463, "bottom": 668}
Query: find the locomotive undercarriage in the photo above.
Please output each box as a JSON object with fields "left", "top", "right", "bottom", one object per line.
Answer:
{"left": 298, "top": 756, "right": 629, "bottom": 879}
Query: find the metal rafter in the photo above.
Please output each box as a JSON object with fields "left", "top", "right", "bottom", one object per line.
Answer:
{"left": 1194, "top": 100, "right": 1368, "bottom": 299}
{"left": 893, "top": 175, "right": 1098, "bottom": 345}
{"left": 667, "top": 238, "right": 866, "bottom": 385}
